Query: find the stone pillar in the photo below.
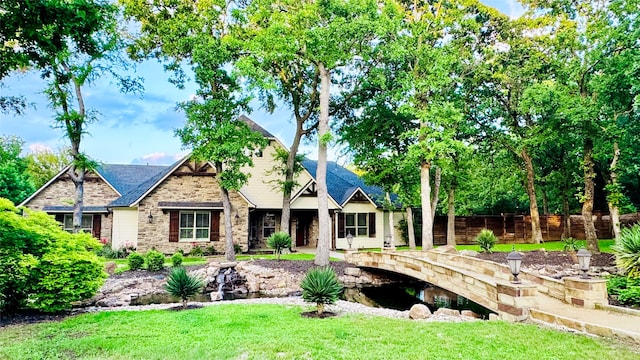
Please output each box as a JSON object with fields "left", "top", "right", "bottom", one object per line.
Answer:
{"left": 563, "top": 277, "right": 608, "bottom": 308}
{"left": 496, "top": 282, "right": 538, "bottom": 322}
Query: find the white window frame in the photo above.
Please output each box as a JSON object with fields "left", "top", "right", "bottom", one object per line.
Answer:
{"left": 63, "top": 214, "right": 93, "bottom": 233}
{"left": 179, "top": 211, "right": 210, "bottom": 242}
{"left": 345, "top": 213, "right": 368, "bottom": 237}
{"left": 263, "top": 213, "right": 276, "bottom": 238}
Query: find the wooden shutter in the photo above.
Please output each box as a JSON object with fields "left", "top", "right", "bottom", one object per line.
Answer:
{"left": 92, "top": 215, "right": 101, "bottom": 239}
{"left": 210, "top": 211, "right": 220, "bottom": 241}
{"left": 368, "top": 212, "right": 376, "bottom": 237}
{"left": 338, "top": 213, "right": 345, "bottom": 238}
{"left": 169, "top": 211, "right": 179, "bottom": 242}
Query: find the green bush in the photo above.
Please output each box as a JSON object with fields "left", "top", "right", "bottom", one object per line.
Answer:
{"left": 234, "top": 242, "right": 242, "bottom": 254}
{"left": 612, "top": 225, "right": 640, "bottom": 278}
{"left": 617, "top": 286, "right": 640, "bottom": 307}
{"left": 300, "top": 266, "right": 343, "bottom": 315}
{"left": 164, "top": 266, "right": 204, "bottom": 309}
{"left": 190, "top": 245, "right": 204, "bottom": 257}
{"left": 267, "top": 232, "right": 292, "bottom": 260}
{"left": 474, "top": 229, "right": 497, "bottom": 253}
{"left": 127, "top": 252, "right": 145, "bottom": 271}
{"left": 171, "top": 253, "right": 183, "bottom": 267}
{"left": 562, "top": 237, "right": 583, "bottom": 252}
{"left": 146, "top": 250, "right": 165, "bottom": 272}
{"left": 0, "top": 198, "right": 106, "bottom": 313}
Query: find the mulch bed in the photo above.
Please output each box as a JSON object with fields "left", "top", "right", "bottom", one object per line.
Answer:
{"left": 300, "top": 311, "right": 337, "bottom": 318}
{"left": 475, "top": 250, "right": 616, "bottom": 268}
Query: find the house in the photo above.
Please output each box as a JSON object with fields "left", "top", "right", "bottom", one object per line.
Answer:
{"left": 20, "top": 117, "right": 404, "bottom": 253}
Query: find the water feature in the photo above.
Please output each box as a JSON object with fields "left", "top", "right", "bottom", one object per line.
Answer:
{"left": 343, "top": 282, "right": 494, "bottom": 319}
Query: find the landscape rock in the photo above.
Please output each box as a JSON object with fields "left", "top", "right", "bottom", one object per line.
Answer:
{"left": 459, "top": 250, "right": 479, "bottom": 257}
{"left": 104, "top": 262, "right": 117, "bottom": 275}
{"left": 409, "top": 304, "right": 432, "bottom": 319}
{"left": 434, "top": 308, "right": 460, "bottom": 317}
{"left": 461, "top": 310, "right": 481, "bottom": 319}
{"left": 344, "top": 267, "right": 362, "bottom": 277}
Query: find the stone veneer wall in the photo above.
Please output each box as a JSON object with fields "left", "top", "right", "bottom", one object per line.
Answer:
{"left": 24, "top": 176, "right": 118, "bottom": 242}
{"left": 136, "top": 175, "right": 249, "bottom": 254}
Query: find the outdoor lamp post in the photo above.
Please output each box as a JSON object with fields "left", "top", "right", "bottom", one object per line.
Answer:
{"left": 576, "top": 248, "right": 592, "bottom": 279}
{"left": 506, "top": 248, "right": 523, "bottom": 284}
{"left": 147, "top": 211, "right": 153, "bottom": 224}
{"left": 346, "top": 232, "right": 354, "bottom": 250}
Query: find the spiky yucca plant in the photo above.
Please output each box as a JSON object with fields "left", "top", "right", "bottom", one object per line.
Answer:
{"left": 300, "top": 266, "right": 343, "bottom": 315}
{"left": 164, "top": 267, "right": 204, "bottom": 309}
{"left": 267, "top": 232, "right": 292, "bottom": 260}
{"left": 613, "top": 225, "right": 640, "bottom": 278}
{"left": 474, "top": 229, "right": 497, "bottom": 253}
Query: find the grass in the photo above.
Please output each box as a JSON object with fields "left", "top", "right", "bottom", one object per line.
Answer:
{"left": 0, "top": 304, "right": 636, "bottom": 360}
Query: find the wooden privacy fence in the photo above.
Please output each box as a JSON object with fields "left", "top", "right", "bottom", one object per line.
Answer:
{"left": 431, "top": 213, "right": 640, "bottom": 245}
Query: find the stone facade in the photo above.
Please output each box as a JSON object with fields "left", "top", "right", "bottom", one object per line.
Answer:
{"left": 23, "top": 174, "right": 118, "bottom": 241}
{"left": 136, "top": 174, "right": 250, "bottom": 254}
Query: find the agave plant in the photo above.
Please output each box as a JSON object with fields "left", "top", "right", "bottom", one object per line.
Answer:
{"left": 267, "top": 232, "right": 292, "bottom": 260}
{"left": 474, "top": 229, "right": 497, "bottom": 253}
{"left": 300, "top": 266, "right": 343, "bottom": 315}
{"left": 612, "top": 225, "right": 640, "bottom": 279}
{"left": 164, "top": 267, "right": 204, "bottom": 309}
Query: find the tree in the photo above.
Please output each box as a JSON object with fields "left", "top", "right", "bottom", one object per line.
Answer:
{"left": 123, "top": 0, "right": 267, "bottom": 260}
{"left": 26, "top": 147, "right": 72, "bottom": 189}
{"left": 0, "top": 136, "right": 35, "bottom": 204}
{"left": 3, "top": 0, "right": 141, "bottom": 233}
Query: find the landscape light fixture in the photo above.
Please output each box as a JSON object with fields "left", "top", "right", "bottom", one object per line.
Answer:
{"left": 147, "top": 211, "right": 153, "bottom": 224}
{"left": 576, "top": 248, "right": 592, "bottom": 279}
{"left": 346, "top": 232, "right": 354, "bottom": 250}
{"left": 506, "top": 247, "right": 523, "bottom": 284}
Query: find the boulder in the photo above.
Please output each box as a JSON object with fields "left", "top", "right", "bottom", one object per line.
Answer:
{"left": 408, "top": 304, "right": 432, "bottom": 320}
{"left": 104, "top": 261, "right": 117, "bottom": 275}
{"left": 461, "top": 310, "right": 480, "bottom": 319}
{"left": 434, "top": 308, "right": 460, "bottom": 317}
{"left": 344, "top": 267, "right": 362, "bottom": 277}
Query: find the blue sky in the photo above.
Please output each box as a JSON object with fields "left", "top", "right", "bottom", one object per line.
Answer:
{"left": 0, "top": 1, "right": 523, "bottom": 166}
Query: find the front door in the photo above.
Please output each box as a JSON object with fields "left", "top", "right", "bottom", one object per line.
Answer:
{"left": 296, "top": 214, "right": 311, "bottom": 246}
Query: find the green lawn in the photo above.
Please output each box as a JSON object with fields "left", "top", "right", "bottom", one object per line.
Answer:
{"left": 105, "top": 256, "right": 208, "bottom": 273}
{"left": 357, "top": 239, "right": 616, "bottom": 254}
{"left": 0, "top": 304, "right": 636, "bottom": 360}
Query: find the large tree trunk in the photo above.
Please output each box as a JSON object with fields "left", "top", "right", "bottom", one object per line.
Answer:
{"left": 217, "top": 162, "right": 236, "bottom": 261}
{"left": 431, "top": 167, "right": 441, "bottom": 220}
{"left": 314, "top": 63, "right": 331, "bottom": 266}
{"left": 407, "top": 207, "right": 416, "bottom": 249}
{"left": 521, "top": 148, "right": 543, "bottom": 243}
{"left": 386, "top": 192, "right": 395, "bottom": 249}
{"left": 420, "top": 161, "right": 433, "bottom": 250}
{"left": 70, "top": 167, "right": 86, "bottom": 233}
{"left": 582, "top": 138, "right": 600, "bottom": 253}
{"left": 562, "top": 194, "right": 571, "bottom": 239}
{"left": 446, "top": 186, "right": 456, "bottom": 246}
{"left": 607, "top": 142, "right": 622, "bottom": 242}
{"left": 280, "top": 123, "right": 304, "bottom": 236}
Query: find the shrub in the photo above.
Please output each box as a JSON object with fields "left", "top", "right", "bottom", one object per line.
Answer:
{"left": 0, "top": 199, "right": 105, "bottom": 313}
{"left": 205, "top": 246, "right": 217, "bottom": 256}
{"left": 190, "top": 245, "right": 204, "bottom": 257}
{"left": 171, "top": 253, "right": 183, "bottom": 267}
{"left": 267, "top": 232, "right": 292, "bottom": 260}
{"left": 300, "top": 266, "right": 343, "bottom": 315}
{"left": 164, "top": 267, "right": 204, "bottom": 309}
{"left": 146, "top": 250, "right": 165, "bottom": 272}
{"left": 127, "top": 252, "right": 145, "bottom": 271}
{"left": 612, "top": 225, "right": 640, "bottom": 278}
{"left": 474, "top": 229, "right": 497, "bottom": 253}
{"left": 234, "top": 242, "right": 242, "bottom": 254}
{"left": 562, "top": 237, "right": 583, "bottom": 252}
{"left": 617, "top": 286, "right": 640, "bottom": 307}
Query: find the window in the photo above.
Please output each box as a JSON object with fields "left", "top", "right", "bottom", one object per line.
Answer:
{"left": 263, "top": 213, "right": 276, "bottom": 238}
{"left": 63, "top": 214, "right": 93, "bottom": 233}
{"left": 179, "top": 211, "right": 210, "bottom": 241}
{"left": 345, "top": 213, "right": 368, "bottom": 237}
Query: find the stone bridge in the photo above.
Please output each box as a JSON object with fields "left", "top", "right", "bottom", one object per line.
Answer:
{"left": 345, "top": 249, "right": 608, "bottom": 321}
